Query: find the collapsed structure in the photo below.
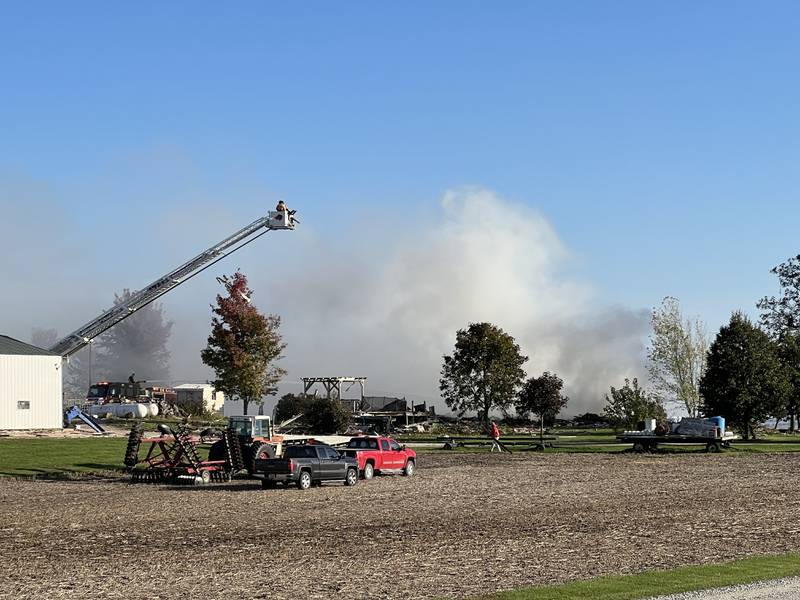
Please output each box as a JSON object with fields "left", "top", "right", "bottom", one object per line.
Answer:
{"left": 302, "top": 376, "right": 435, "bottom": 432}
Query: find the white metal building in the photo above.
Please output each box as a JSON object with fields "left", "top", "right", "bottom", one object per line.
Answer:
{"left": 0, "top": 335, "right": 63, "bottom": 430}
{"left": 174, "top": 383, "right": 224, "bottom": 415}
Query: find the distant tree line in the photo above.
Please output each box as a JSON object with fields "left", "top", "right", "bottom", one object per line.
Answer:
{"left": 437, "top": 254, "right": 800, "bottom": 440}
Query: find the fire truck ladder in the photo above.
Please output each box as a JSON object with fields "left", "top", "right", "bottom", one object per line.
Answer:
{"left": 50, "top": 209, "right": 297, "bottom": 359}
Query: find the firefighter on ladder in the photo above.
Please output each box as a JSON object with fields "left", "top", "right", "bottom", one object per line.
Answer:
{"left": 275, "top": 200, "right": 298, "bottom": 225}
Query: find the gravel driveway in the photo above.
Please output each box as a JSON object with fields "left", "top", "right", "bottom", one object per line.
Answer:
{"left": 649, "top": 577, "right": 800, "bottom": 599}
{"left": 3, "top": 452, "right": 800, "bottom": 599}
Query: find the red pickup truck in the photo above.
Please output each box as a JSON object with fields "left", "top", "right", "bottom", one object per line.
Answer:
{"left": 342, "top": 436, "right": 416, "bottom": 480}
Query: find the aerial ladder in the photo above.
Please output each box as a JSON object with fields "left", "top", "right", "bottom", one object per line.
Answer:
{"left": 51, "top": 207, "right": 297, "bottom": 360}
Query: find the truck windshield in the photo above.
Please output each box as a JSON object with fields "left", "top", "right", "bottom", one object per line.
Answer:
{"left": 88, "top": 385, "right": 108, "bottom": 398}
{"left": 229, "top": 420, "right": 251, "bottom": 436}
{"left": 347, "top": 438, "right": 378, "bottom": 449}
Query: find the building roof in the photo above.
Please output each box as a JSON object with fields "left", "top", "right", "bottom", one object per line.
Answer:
{"left": 0, "top": 335, "right": 60, "bottom": 356}
{"left": 174, "top": 383, "right": 213, "bottom": 390}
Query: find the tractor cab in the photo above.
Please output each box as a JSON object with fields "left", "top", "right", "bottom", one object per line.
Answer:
{"left": 228, "top": 415, "right": 274, "bottom": 441}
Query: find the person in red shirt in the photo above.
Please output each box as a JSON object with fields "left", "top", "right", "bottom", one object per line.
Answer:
{"left": 490, "top": 421, "right": 502, "bottom": 452}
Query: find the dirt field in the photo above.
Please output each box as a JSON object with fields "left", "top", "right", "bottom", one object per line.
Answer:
{"left": 3, "top": 452, "right": 800, "bottom": 600}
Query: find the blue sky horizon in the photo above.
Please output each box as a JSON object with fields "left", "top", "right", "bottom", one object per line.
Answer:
{"left": 2, "top": 3, "right": 799, "bottom": 412}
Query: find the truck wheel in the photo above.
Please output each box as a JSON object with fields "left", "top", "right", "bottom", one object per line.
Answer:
{"left": 297, "top": 470, "right": 312, "bottom": 490}
{"left": 706, "top": 441, "right": 722, "bottom": 453}
{"left": 402, "top": 460, "right": 415, "bottom": 477}
{"left": 632, "top": 442, "right": 646, "bottom": 453}
{"left": 345, "top": 468, "right": 358, "bottom": 486}
{"left": 362, "top": 462, "right": 375, "bottom": 480}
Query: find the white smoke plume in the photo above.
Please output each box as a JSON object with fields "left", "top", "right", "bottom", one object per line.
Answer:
{"left": 1, "top": 181, "right": 649, "bottom": 414}
{"left": 261, "top": 188, "right": 649, "bottom": 415}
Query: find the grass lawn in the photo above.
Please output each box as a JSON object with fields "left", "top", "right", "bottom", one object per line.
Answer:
{"left": 480, "top": 553, "right": 800, "bottom": 599}
{"left": 0, "top": 437, "right": 129, "bottom": 477}
{"left": 0, "top": 435, "right": 219, "bottom": 478}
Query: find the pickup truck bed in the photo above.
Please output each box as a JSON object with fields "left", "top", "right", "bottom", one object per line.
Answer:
{"left": 342, "top": 435, "right": 417, "bottom": 480}
{"left": 254, "top": 444, "right": 359, "bottom": 490}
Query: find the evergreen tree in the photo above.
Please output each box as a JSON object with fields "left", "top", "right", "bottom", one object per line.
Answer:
{"left": 94, "top": 289, "right": 173, "bottom": 382}
{"left": 699, "top": 312, "right": 788, "bottom": 440}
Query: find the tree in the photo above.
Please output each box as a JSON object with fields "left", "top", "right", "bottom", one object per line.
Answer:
{"left": 758, "top": 256, "right": 800, "bottom": 431}
{"left": 516, "top": 372, "right": 569, "bottom": 443}
{"left": 647, "top": 297, "right": 708, "bottom": 417}
{"left": 699, "top": 312, "right": 788, "bottom": 440}
{"left": 777, "top": 334, "right": 800, "bottom": 431}
{"left": 304, "top": 397, "right": 350, "bottom": 434}
{"left": 201, "top": 272, "right": 286, "bottom": 415}
{"left": 94, "top": 289, "right": 173, "bottom": 382}
{"left": 603, "top": 378, "right": 666, "bottom": 431}
{"left": 757, "top": 255, "right": 800, "bottom": 336}
{"left": 439, "top": 322, "right": 528, "bottom": 427}
{"left": 274, "top": 393, "right": 313, "bottom": 424}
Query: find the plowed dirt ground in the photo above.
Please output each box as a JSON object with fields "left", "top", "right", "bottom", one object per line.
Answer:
{"left": 2, "top": 452, "right": 800, "bottom": 599}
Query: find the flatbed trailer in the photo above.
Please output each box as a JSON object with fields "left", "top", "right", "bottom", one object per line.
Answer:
{"left": 617, "top": 433, "right": 737, "bottom": 453}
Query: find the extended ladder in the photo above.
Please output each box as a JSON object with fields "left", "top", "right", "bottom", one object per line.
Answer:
{"left": 50, "top": 209, "right": 296, "bottom": 359}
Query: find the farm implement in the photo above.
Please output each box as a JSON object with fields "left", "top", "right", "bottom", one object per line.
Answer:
{"left": 124, "top": 423, "right": 244, "bottom": 484}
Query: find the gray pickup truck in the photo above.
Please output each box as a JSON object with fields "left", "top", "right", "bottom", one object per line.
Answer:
{"left": 254, "top": 443, "right": 359, "bottom": 490}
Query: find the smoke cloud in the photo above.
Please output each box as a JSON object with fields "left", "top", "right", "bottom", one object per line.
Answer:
{"left": 2, "top": 180, "right": 649, "bottom": 414}
{"left": 261, "top": 188, "right": 649, "bottom": 415}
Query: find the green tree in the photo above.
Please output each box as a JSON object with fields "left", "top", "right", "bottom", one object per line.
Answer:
{"left": 603, "top": 378, "right": 666, "bottom": 431}
{"left": 757, "top": 255, "right": 800, "bottom": 336}
{"left": 758, "top": 256, "right": 800, "bottom": 431}
{"left": 201, "top": 271, "right": 286, "bottom": 415}
{"left": 439, "top": 322, "right": 528, "bottom": 427}
{"left": 304, "top": 397, "right": 350, "bottom": 434}
{"left": 647, "top": 297, "right": 708, "bottom": 417}
{"left": 516, "top": 371, "right": 569, "bottom": 443}
{"left": 274, "top": 393, "right": 313, "bottom": 424}
{"left": 777, "top": 334, "right": 800, "bottom": 431}
{"left": 699, "top": 312, "right": 788, "bottom": 440}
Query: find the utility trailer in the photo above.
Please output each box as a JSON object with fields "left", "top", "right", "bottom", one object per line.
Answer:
{"left": 617, "top": 433, "right": 736, "bottom": 453}
{"left": 617, "top": 417, "right": 736, "bottom": 453}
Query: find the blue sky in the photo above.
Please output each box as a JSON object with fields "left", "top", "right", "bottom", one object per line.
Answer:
{"left": 2, "top": 3, "right": 799, "bottom": 408}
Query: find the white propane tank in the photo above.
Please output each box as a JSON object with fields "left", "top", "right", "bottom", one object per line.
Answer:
{"left": 87, "top": 405, "right": 112, "bottom": 419}
{"left": 147, "top": 403, "right": 159, "bottom": 418}
{"left": 110, "top": 403, "right": 149, "bottom": 419}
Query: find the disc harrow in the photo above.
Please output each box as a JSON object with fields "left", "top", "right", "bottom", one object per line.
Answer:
{"left": 124, "top": 423, "right": 238, "bottom": 484}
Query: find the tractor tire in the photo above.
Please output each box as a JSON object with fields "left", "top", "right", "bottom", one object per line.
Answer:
{"left": 208, "top": 440, "right": 227, "bottom": 462}
{"left": 632, "top": 441, "right": 647, "bottom": 454}
{"left": 244, "top": 443, "right": 275, "bottom": 476}
{"left": 706, "top": 441, "right": 722, "bottom": 453}
{"left": 402, "top": 459, "right": 415, "bottom": 477}
{"left": 124, "top": 424, "right": 144, "bottom": 468}
{"left": 362, "top": 462, "right": 375, "bottom": 480}
{"left": 345, "top": 467, "right": 358, "bottom": 486}
{"left": 297, "top": 470, "right": 312, "bottom": 490}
